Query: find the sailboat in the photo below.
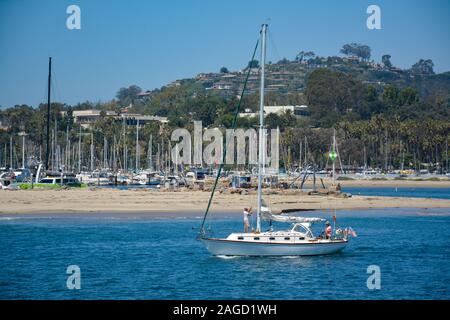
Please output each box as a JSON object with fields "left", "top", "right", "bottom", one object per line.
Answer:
{"left": 199, "top": 24, "right": 353, "bottom": 256}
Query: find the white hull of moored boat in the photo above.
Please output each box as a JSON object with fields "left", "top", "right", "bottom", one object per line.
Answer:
{"left": 201, "top": 238, "right": 348, "bottom": 256}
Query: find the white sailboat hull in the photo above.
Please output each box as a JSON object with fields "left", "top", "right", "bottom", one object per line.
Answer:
{"left": 201, "top": 238, "right": 348, "bottom": 256}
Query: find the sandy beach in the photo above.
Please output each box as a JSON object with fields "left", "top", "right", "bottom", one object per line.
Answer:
{"left": 1, "top": 183, "right": 449, "bottom": 215}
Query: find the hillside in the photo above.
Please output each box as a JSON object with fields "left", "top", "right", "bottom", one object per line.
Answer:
{"left": 154, "top": 56, "right": 450, "bottom": 102}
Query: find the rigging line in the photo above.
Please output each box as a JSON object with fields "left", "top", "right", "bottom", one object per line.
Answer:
{"left": 51, "top": 68, "right": 61, "bottom": 104}
{"left": 325, "top": 134, "right": 332, "bottom": 172}
{"left": 335, "top": 136, "right": 345, "bottom": 175}
{"left": 267, "top": 28, "right": 282, "bottom": 64}
{"left": 42, "top": 75, "right": 48, "bottom": 107}
{"left": 199, "top": 39, "right": 260, "bottom": 237}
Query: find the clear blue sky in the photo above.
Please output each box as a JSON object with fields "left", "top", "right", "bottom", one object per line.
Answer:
{"left": 0, "top": 0, "right": 449, "bottom": 108}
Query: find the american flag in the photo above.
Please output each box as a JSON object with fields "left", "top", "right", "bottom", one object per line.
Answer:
{"left": 346, "top": 227, "right": 357, "bottom": 237}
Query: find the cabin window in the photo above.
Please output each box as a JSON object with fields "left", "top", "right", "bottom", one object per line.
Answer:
{"left": 237, "top": 236, "right": 244, "bottom": 240}
{"left": 269, "top": 237, "right": 275, "bottom": 240}
{"left": 298, "top": 237, "right": 305, "bottom": 240}
{"left": 284, "top": 237, "right": 290, "bottom": 240}
{"left": 254, "top": 237, "right": 260, "bottom": 240}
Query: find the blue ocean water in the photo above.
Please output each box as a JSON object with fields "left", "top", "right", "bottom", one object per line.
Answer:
{"left": 342, "top": 187, "right": 450, "bottom": 200}
{"left": 0, "top": 208, "right": 449, "bottom": 300}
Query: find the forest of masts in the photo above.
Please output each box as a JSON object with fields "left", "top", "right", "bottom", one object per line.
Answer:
{"left": 1, "top": 116, "right": 449, "bottom": 174}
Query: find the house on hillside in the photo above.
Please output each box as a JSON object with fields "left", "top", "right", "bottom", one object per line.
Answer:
{"left": 72, "top": 110, "right": 117, "bottom": 128}
{"left": 238, "top": 105, "right": 310, "bottom": 118}
{"left": 71, "top": 109, "right": 168, "bottom": 128}
{"left": 0, "top": 120, "right": 9, "bottom": 131}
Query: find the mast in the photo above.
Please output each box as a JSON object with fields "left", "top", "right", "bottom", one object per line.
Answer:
{"left": 168, "top": 140, "right": 172, "bottom": 174}
{"left": 90, "top": 132, "right": 94, "bottom": 171}
{"left": 256, "top": 23, "right": 267, "bottom": 233}
{"left": 125, "top": 145, "right": 128, "bottom": 172}
{"left": 9, "top": 136, "right": 12, "bottom": 169}
{"left": 65, "top": 124, "right": 69, "bottom": 170}
{"left": 53, "top": 120, "right": 57, "bottom": 170}
{"left": 78, "top": 126, "right": 81, "bottom": 173}
{"left": 363, "top": 144, "right": 367, "bottom": 171}
{"left": 384, "top": 128, "right": 388, "bottom": 172}
{"left": 148, "top": 134, "right": 153, "bottom": 171}
{"left": 262, "top": 130, "right": 266, "bottom": 174}
{"left": 22, "top": 133, "right": 25, "bottom": 168}
{"left": 20, "top": 132, "right": 26, "bottom": 168}
{"left": 135, "top": 120, "right": 139, "bottom": 171}
{"left": 400, "top": 140, "right": 404, "bottom": 171}
{"left": 56, "top": 145, "right": 60, "bottom": 171}
{"left": 113, "top": 135, "right": 117, "bottom": 172}
{"left": 45, "top": 57, "right": 52, "bottom": 170}
{"left": 68, "top": 136, "right": 71, "bottom": 171}
{"left": 304, "top": 136, "right": 307, "bottom": 167}
{"left": 103, "top": 136, "right": 108, "bottom": 169}
{"left": 161, "top": 137, "right": 165, "bottom": 173}
{"left": 157, "top": 143, "right": 160, "bottom": 171}
{"left": 122, "top": 117, "right": 126, "bottom": 172}
{"left": 332, "top": 128, "right": 336, "bottom": 185}
{"left": 299, "top": 140, "right": 302, "bottom": 171}
{"left": 174, "top": 143, "right": 178, "bottom": 175}
{"left": 446, "top": 138, "right": 449, "bottom": 173}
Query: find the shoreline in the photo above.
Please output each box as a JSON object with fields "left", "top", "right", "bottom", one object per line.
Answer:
{"left": 1, "top": 186, "right": 449, "bottom": 215}
{"left": 300, "top": 178, "right": 450, "bottom": 188}
{"left": 336, "top": 180, "right": 450, "bottom": 188}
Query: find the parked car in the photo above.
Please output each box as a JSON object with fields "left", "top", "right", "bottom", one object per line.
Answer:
{"left": 39, "top": 176, "right": 82, "bottom": 187}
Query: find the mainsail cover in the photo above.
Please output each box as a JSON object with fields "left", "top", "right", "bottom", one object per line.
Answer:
{"left": 261, "top": 202, "right": 325, "bottom": 224}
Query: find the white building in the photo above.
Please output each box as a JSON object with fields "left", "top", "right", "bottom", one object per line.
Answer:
{"left": 238, "top": 105, "right": 310, "bottom": 118}
{"left": 264, "top": 105, "right": 309, "bottom": 117}
{"left": 71, "top": 110, "right": 168, "bottom": 128}
{"left": 72, "top": 110, "right": 117, "bottom": 128}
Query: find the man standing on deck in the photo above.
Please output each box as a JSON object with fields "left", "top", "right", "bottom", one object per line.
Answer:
{"left": 243, "top": 207, "right": 252, "bottom": 233}
{"left": 325, "top": 221, "right": 332, "bottom": 239}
